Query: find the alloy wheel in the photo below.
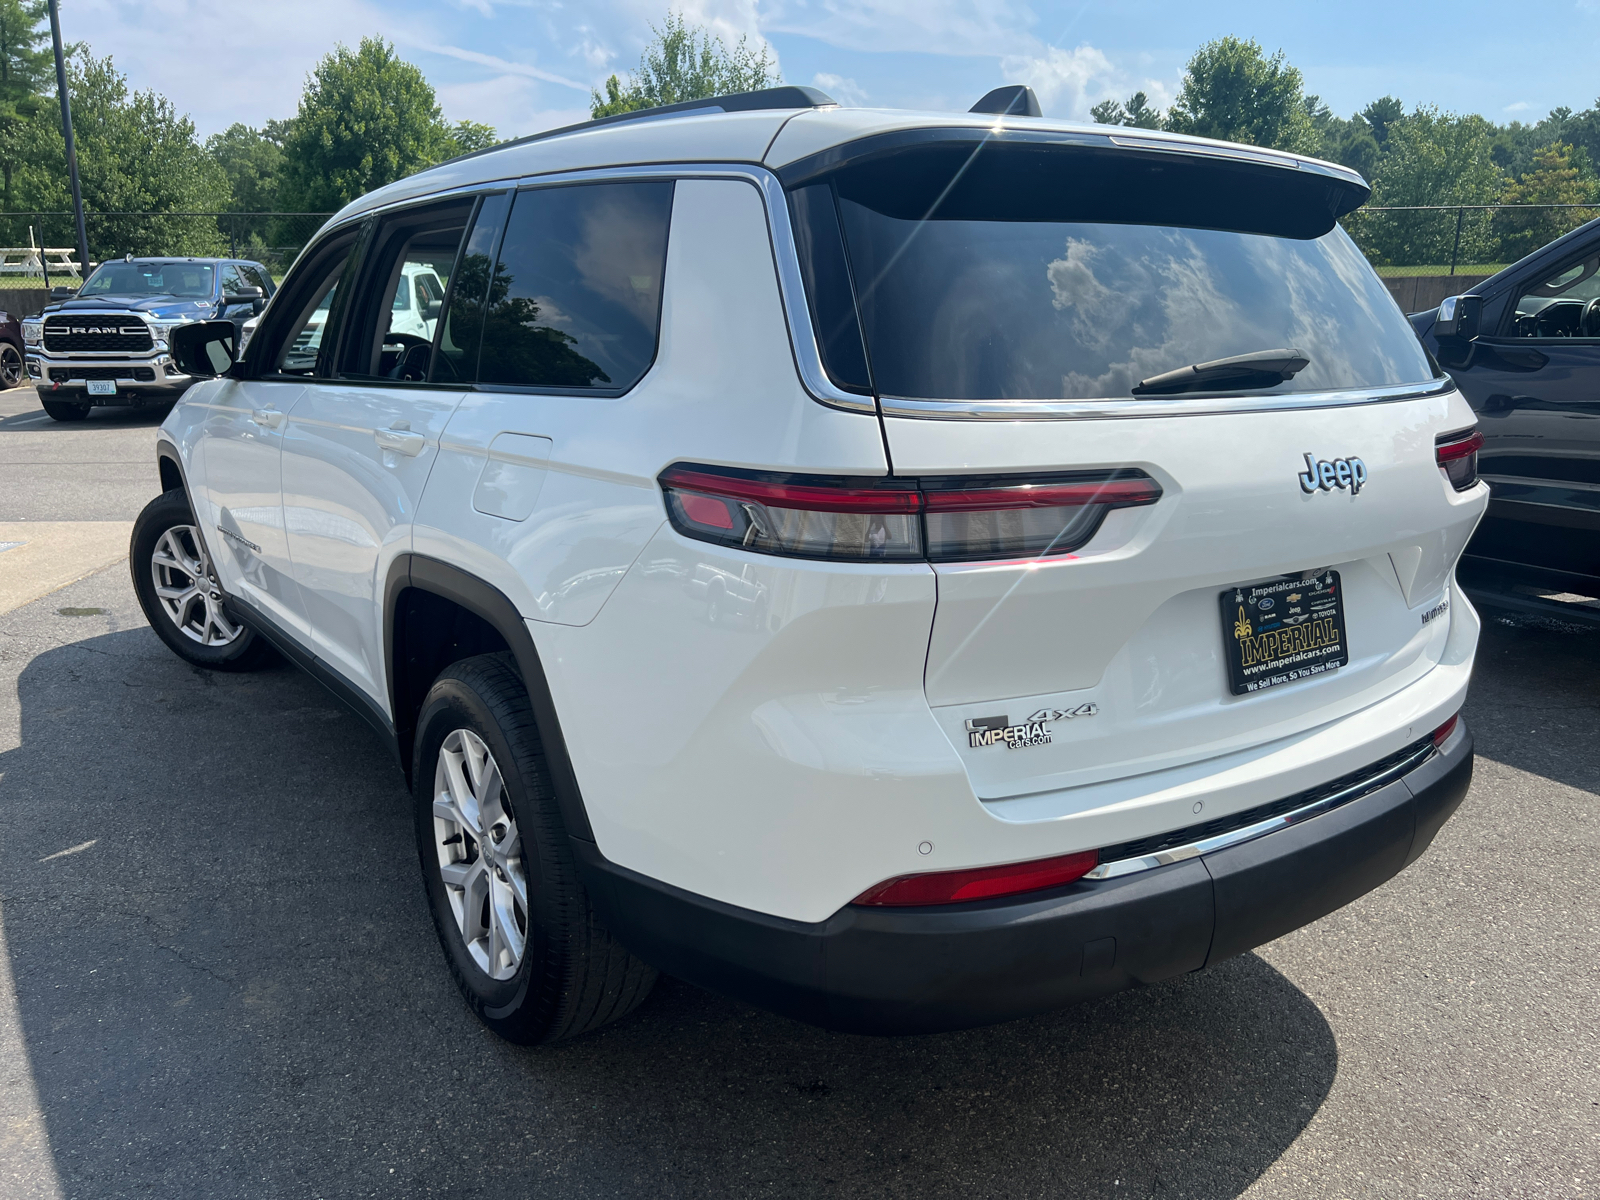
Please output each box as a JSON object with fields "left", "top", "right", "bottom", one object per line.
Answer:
{"left": 433, "top": 728, "right": 529, "bottom": 980}
{"left": 149, "top": 525, "right": 242, "bottom": 646}
{"left": 0, "top": 343, "right": 22, "bottom": 389}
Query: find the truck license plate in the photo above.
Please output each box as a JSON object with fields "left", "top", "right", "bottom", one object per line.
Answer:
{"left": 1220, "top": 571, "right": 1348, "bottom": 695}
{"left": 85, "top": 380, "right": 116, "bottom": 396}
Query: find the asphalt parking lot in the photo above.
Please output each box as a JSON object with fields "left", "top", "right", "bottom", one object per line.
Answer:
{"left": 0, "top": 388, "right": 1595, "bottom": 1199}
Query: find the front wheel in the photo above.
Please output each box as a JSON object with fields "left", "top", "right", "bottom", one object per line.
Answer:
{"left": 0, "top": 342, "right": 24, "bottom": 388}
{"left": 413, "top": 653, "right": 656, "bottom": 1043}
{"left": 129, "top": 489, "right": 276, "bottom": 671}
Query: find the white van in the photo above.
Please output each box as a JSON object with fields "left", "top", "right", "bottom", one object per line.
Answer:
{"left": 134, "top": 85, "right": 1486, "bottom": 1042}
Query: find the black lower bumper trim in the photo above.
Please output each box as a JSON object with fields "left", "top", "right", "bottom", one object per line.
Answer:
{"left": 576, "top": 721, "right": 1474, "bottom": 1035}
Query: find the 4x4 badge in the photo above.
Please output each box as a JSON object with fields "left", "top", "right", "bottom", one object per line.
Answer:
{"left": 1298, "top": 452, "right": 1367, "bottom": 495}
{"left": 965, "top": 703, "right": 1097, "bottom": 750}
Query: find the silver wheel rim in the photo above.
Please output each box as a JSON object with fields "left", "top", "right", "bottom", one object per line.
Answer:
{"left": 0, "top": 344, "right": 21, "bottom": 388}
{"left": 433, "top": 728, "right": 528, "bottom": 980}
{"left": 150, "top": 525, "right": 243, "bottom": 647}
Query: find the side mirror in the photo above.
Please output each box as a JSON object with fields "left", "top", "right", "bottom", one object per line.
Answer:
{"left": 170, "top": 320, "right": 237, "bottom": 378}
{"left": 1435, "top": 294, "right": 1482, "bottom": 339}
{"left": 423, "top": 298, "right": 443, "bottom": 321}
{"left": 223, "top": 286, "right": 265, "bottom": 314}
{"left": 49, "top": 286, "right": 76, "bottom": 300}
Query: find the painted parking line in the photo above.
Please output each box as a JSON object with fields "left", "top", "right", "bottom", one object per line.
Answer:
{"left": 0, "top": 522, "right": 133, "bottom": 614}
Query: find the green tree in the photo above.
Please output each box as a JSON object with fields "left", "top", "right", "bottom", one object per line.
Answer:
{"left": 1360, "top": 96, "right": 1406, "bottom": 149}
{"left": 1494, "top": 141, "right": 1598, "bottom": 260}
{"left": 205, "top": 121, "right": 286, "bottom": 212}
{"left": 1163, "top": 37, "right": 1318, "bottom": 154}
{"left": 590, "top": 13, "right": 779, "bottom": 118}
{"left": 440, "top": 118, "right": 498, "bottom": 159}
{"left": 0, "top": 0, "right": 48, "bottom": 210}
{"left": 1090, "top": 90, "right": 1161, "bottom": 129}
{"left": 1349, "top": 106, "right": 1506, "bottom": 267}
{"left": 13, "top": 49, "right": 230, "bottom": 257}
{"left": 278, "top": 36, "right": 448, "bottom": 212}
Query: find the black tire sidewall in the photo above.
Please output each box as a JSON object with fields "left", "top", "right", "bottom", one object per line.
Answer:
{"left": 40, "top": 396, "right": 89, "bottom": 421}
{"left": 412, "top": 671, "right": 554, "bottom": 1037}
{"left": 130, "top": 490, "right": 265, "bottom": 669}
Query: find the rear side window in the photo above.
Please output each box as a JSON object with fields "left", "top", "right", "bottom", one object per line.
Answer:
{"left": 477, "top": 181, "right": 674, "bottom": 392}
{"left": 797, "top": 140, "right": 1434, "bottom": 402}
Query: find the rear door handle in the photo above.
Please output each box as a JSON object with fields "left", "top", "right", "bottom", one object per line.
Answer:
{"left": 251, "top": 407, "right": 284, "bottom": 430}
{"left": 375, "top": 428, "right": 425, "bottom": 457}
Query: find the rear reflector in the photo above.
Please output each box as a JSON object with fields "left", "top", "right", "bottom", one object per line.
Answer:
{"left": 851, "top": 849, "right": 1101, "bottom": 906}
{"left": 1435, "top": 428, "right": 1483, "bottom": 491}
{"left": 660, "top": 464, "right": 1161, "bottom": 563}
{"left": 1431, "top": 713, "right": 1459, "bottom": 747}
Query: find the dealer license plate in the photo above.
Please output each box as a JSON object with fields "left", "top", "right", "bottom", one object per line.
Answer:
{"left": 85, "top": 380, "right": 116, "bottom": 396}
{"left": 1220, "top": 571, "right": 1349, "bottom": 695}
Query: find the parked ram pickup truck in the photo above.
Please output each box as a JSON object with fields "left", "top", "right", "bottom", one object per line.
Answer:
{"left": 23, "top": 256, "right": 274, "bottom": 421}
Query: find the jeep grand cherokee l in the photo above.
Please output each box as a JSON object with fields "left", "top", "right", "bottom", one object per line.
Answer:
{"left": 130, "top": 85, "right": 1486, "bottom": 1042}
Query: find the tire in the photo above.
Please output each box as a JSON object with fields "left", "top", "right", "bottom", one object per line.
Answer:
{"left": 413, "top": 653, "right": 657, "bottom": 1043}
{"left": 129, "top": 489, "right": 277, "bottom": 671}
{"left": 40, "top": 396, "right": 89, "bottom": 422}
{"left": 0, "top": 342, "right": 24, "bottom": 388}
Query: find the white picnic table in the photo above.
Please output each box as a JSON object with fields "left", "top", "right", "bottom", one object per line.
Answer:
{"left": 0, "top": 247, "right": 80, "bottom": 278}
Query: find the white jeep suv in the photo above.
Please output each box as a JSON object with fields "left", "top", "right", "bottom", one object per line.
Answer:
{"left": 131, "top": 86, "right": 1487, "bottom": 1043}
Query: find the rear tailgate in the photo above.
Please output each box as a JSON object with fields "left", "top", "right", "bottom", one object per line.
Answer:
{"left": 887, "top": 391, "right": 1484, "bottom": 799}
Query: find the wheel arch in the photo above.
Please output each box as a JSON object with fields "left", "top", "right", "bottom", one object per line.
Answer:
{"left": 155, "top": 438, "right": 186, "bottom": 496}
{"left": 384, "top": 554, "right": 595, "bottom": 842}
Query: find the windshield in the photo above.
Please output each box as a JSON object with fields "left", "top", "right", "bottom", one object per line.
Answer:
{"left": 80, "top": 261, "right": 215, "bottom": 299}
{"left": 789, "top": 143, "right": 1433, "bottom": 402}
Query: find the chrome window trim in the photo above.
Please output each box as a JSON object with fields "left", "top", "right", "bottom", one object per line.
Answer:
{"left": 880, "top": 378, "right": 1454, "bottom": 422}
{"left": 1084, "top": 740, "right": 1436, "bottom": 881}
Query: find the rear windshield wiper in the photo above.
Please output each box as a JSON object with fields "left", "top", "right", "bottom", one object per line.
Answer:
{"left": 1132, "top": 348, "right": 1310, "bottom": 396}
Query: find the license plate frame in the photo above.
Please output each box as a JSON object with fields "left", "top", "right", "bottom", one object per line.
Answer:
{"left": 1220, "top": 571, "right": 1349, "bottom": 695}
{"left": 85, "top": 379, "right": 116, "bottom": 396}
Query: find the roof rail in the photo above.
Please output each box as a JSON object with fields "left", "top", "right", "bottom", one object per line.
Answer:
{"left": 438, "top": 85, "right": 839, "bottom": 169}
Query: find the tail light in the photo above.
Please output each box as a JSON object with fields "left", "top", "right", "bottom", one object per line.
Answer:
{"left": 1431, "top": 713, "right": 1459, "bottom": 748}
{"left": 659, "top": 464, "right": 1161, "bottom": 563}
{"left": 852, "top": 849, "right": 1101, "bottom": 906}
{"left": 1435, "top": 428, "right": 1483, "bottom": 491}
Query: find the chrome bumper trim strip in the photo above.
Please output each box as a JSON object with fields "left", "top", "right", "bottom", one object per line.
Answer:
{"left": 1084, "top": 742, "right": 1436, "bottom": 880}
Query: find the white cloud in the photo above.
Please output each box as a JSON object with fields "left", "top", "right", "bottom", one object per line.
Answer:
{"left": 812, "top": 72, "right": 868, "bottom": 105}
{"left": 766, "top": 0, "right": 1037, "bottom": 58}
{"left": 423, "top": 44, "right": 588, "bottom": 92}
{"left": 1504, "top": 100, "right": 1533, "bottom": 112}
{"left": 999, "top": 43, "right": 1114, "bottom": 117}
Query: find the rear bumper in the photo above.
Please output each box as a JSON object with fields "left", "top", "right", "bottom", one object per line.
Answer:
{"left": 578, "top": 719, "right": 1473, "bottom": 1035}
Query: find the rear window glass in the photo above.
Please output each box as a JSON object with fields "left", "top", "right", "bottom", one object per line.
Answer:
{"left": 477, "top": 181, "right": 673, "bottom": 391}
{"left": 799, "top": 143, "right": 1433, "bottom": 401}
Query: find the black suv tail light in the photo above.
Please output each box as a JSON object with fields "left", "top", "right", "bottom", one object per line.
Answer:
{"left": 659, "top": 464, "right": 1161, "bottom": 563}
{"left": 1436, "top": 428, "right": 1484, "bottom": 491}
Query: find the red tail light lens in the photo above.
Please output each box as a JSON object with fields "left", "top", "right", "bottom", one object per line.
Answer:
{"left": 1435, "top": 429, "right": 1483, "bottom": 491}
{"left": 1431, "top": 713, "right": 1459, "bottom": 747}
{"left": 659, "top": 465, "right": 1161, "bottom": 563}
{"left": 852, "top": 849, "right": 1101, "bottom": 906}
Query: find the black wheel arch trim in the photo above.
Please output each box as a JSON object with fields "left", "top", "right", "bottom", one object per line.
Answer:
{"left": 383, "top": 553, "right": 595, "bottom": 842}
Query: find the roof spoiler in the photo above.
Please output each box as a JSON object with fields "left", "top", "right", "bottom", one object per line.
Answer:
{"left": 970, "top": 86, "right": 1042, "bottom": 117}
{"left": 437, "top": 86, "right": 839, "bottom": 169}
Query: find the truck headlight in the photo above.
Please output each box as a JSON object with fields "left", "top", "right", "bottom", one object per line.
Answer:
{"left": 21, "top": 321, "right": 41, "bottom": 345}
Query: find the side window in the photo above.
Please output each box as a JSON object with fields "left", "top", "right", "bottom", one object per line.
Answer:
{"left": 240, "top": 264, "right": 272, "bottom": 294}
{"left": 1510, "top": 254, "right": 1600, "bottom": 338}
{"left": 259, "top": 233, "right": 359, "bottom": 378}
{"left": 477, "top": 180, "right": 674, "bottom": 391}
{"left": 220, "top": 265, "right": 246, "bottom": 296}
{"left": 337, "top": 199, "right": 474, "bottom": 384}
{"left": 430, "top": 192, "right": 509, "bottom": 384}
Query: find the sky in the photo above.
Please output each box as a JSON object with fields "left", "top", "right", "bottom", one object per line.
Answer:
{"left": 62, "top": 0, "right": 1600, "bottom": 141}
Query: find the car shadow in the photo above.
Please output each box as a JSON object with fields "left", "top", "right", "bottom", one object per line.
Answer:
{"left": 0, "top": 399, "right": 174, "bottom": 431}
{"left": 1463, "top": 609, "right": 1600, "bottom": 794}
{"left": 0, "top": 626, "right": 1337, "bottom": 1199}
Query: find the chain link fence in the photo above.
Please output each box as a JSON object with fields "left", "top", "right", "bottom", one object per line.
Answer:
{"left": 1342, "top": 203, "right": 1600, "bottom": 277}
{"left": 0, "top": 211, "right": 336, "bottom": 284}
